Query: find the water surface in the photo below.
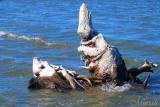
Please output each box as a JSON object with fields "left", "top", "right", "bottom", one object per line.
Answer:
{"left": 0, "top": 0, "right": 160, "bottom": 107}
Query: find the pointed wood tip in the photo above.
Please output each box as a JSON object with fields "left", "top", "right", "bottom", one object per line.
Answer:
{"left": 80, "top": 2, "right": 87, "bottom": 12}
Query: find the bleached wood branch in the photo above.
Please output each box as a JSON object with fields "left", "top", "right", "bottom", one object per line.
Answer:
{"left": 77, "top": 3, "right": 97, "bottom": 41}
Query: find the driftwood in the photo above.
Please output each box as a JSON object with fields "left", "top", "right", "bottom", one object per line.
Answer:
{"left": 29, "top": 57, "right": 92, "bottom": 90}
{"left": 28, "top": 3, "right": 158, "bottom": 90}
{"left": 77, "top": 3, "right": 157, "bottom": 87}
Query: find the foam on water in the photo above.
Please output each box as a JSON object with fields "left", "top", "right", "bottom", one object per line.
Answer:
{"left": 101, "top": 83, "right": 132, "bottom": 92}
{"left": 0, "top": 31, "right": 69, "bottom": 47}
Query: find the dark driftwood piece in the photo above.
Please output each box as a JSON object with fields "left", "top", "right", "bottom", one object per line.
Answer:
{"left": 28, "top": 73, "right": 92, "bottom": 90}
{"left": 28, "top": 57, "right": 92, "bottom": 90}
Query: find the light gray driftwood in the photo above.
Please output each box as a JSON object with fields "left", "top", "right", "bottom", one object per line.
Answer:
{"left": 77, "top": 3, "right": 97, "bottom": 42}
{"left": 77, "top": 3, "right": 157, "bottom": 86}
{"left": 77, "top": 3, "right": 127, "bottom": 85}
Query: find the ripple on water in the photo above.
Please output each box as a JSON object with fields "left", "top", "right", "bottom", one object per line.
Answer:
{"left": 0, "top": 31, "right": 71, "bottom": 47}
{"left": 101, "top": 83, "right": 132, "bottom": 92}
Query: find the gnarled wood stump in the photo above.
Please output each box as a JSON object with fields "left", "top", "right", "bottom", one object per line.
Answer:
{"left": 77, "top": 3, "right": 157, "bottom": 87}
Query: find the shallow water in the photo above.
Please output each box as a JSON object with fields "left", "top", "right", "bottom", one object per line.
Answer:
{"left": 0, "top": 0, "right": 160, "bottom": 107}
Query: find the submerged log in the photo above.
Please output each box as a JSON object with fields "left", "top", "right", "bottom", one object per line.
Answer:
{"left": 28, "top": 74, "right": 72, "bottom": 90}
{"left": 128, "top": 60, "right": 157, "bottom": 80}
{"left": 29, "top": 57, "right": 92, "bottom": 90}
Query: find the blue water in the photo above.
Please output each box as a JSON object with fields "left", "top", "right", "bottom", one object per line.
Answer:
{"left": 0, "top": 0, "right": 160, "bottom": 106}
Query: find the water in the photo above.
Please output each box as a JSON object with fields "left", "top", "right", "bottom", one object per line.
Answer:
{"left": 0, "top": 0, "right": 160, "bottom": 106}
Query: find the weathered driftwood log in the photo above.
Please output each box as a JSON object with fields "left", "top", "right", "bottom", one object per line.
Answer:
{"left": 77, "top": 3, "right": 157, "bottom": 87}
{"left": 77, "top": 3, "right": 128, "bottom": 85}
{"left": 28, "top": 57, "right": 92, "bottom": 90}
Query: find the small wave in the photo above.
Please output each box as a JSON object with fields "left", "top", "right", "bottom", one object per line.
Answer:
{"left": 0, "top": 31, "right": 70, "bottom": 47}
{"left": 101, "top": 83, "right": 131, "bottom": 92}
